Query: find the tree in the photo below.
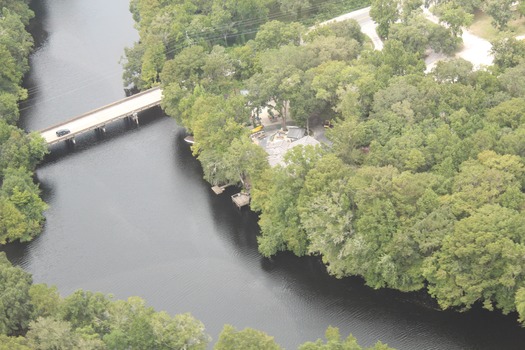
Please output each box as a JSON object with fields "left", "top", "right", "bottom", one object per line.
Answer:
{"left": 59, "top": 290, "right": 111, "bottom": 335}
{"left": 0, "top": 334, "right": 30, "bottom": 350}
{"left": 434, "top": 1, "right": 473, "bottom": 37}
{"left": 299, "top": 326, "right": 395, "bottom": 350}
{"left": 432, "top": 58, "right": 473, "bottom": 84}
{"left": 0, "top": 167, "right": 48, "bottom": 243}
{"left": 278, "top": 0, "right": 311, "bottom": 20}
{"left": 483, "top": 0, "right": 514, "bottom": 30}
{"left": 140, "top": 40, "right": 165, "bottom": 88}
{"left": 306, "top": 19, "right": 365, "bottom": 45}
{"left": 516, "top": 287, "right": 525, "bottom": 324}
{"left": 377, "top": 39, "right": 425, "bottom": 76}
{"left": 0, "top": 252, "right": 33, "bottom": 335}
{"left": 491, "top": 37, "right": 525, "bottom": 70}
{"left": 254, "top": 20, "right": 305, "bottom": 50}
{"left": 0, "top": 92, "right": 20, "bottom": 123}
{"left": 389, "top": 16, "right": 431, "bottom": 55}
{"left": 151, "top": 312, "right": 209, "bottom": 350}
{"left": 29, "top": 284, "right": 61, "bottom": 319}
{"left": 499, "top": 62, "right": 525, "bottom": 97}
{"left": 485, "top": 98, "right": 525, "bottom": 129}
{"left": 26, "top": 317, "right": 77, "bottom": 350}
{"left": 0, "top": 120, "right": 48, "bottom": 172}
{"left": 122, "top": 42, "right": 146, "bottom": 89}
{"left": 448, "top": 151, "right": 524, "bottom": 215}
{"left": 0, "top": 9, "right": 34, "bottom": 77}
{"left": 370, "top": 0, "right": 400, "bottom": 38}
{"left": 251, "top": 145, "right": 323, "bottom": 257}
{"left": 519, "top": 1, "right": 525, "bottom": 18}
{"left": 103, "top": 297, "right": 154, "bottom": 349}
{"left": 399, "top": 0, "right": 423, "bottom": 22}
{"left": 222, "top": 136, "right": 270, "bottom": 187}
{"left": 214, "top": 325, "right": 282, "bottom": 350}
{"left": 424, "top": 205, "right": 525, "bottom": 313}
{"left": 298, "top": 154, "right": 354, "bottom": 277}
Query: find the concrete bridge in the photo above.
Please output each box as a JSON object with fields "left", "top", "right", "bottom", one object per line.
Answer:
{"left": 39, "top": 86, "right": 163, "bottom": 145}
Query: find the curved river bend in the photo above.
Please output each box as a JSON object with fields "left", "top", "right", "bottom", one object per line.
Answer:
{"left": 3, "top": 0, "right": 525, "bottom": 348}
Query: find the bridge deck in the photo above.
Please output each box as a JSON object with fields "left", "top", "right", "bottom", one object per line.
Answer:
{"left": 40, "top": 86, "right": 163, "bottom": 145}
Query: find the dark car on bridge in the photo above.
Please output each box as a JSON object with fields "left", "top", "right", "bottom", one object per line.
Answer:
{"left": 56, "top": 129, "right": 70, "bottom": 137}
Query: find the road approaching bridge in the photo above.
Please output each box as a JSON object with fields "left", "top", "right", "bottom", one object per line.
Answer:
{"left": 39, "top": 86, "right": 163, "bottom": 145}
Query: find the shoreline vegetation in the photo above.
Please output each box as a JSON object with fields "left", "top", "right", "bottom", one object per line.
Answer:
{"left": 124, "top": 0, "right": 525, "bottom": 326}
{"left": 0, "top": 0, "right": 48, "bottom": 245}
{"left": 0, "top": 252, "right": 394, "bottom": 349}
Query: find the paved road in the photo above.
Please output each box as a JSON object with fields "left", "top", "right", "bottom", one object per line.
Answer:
{"left": 422, "top": 8, "right": 493, "bottom": 71}
{"left": 319, "top": 7, "right": 383, "bottom": 50}
{"left": 40, "top": 87, "right": 162, "bottom": 145}
{"left": 320, "top": 6, "right": 496, "bottom": 71}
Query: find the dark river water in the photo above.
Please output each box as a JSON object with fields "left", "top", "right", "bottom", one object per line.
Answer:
{"left": 3, "top": 0, "right": 525, "bottom": 348}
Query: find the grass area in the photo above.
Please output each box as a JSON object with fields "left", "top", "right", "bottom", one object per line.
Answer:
{"left": 469, "top": 10, "right": 525, "bottom": 42}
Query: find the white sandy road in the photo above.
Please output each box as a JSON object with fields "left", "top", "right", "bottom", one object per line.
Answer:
{"left": 422, "top": 7, "right": 494, "bottom": 71}
{"left": 321, "top": 6, "right": 495, "bottom": 71}
{"left": 40, "top": 87, "right": 162, "bottom": 145}
{"left": 319, "top": 6, "right": 383, "bottom": 50}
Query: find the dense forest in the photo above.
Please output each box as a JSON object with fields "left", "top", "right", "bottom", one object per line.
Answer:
{"left": 122, "top": 0, "right": 525, "bottom": 324}
{"left": 0, "top": 0, "right": 48, "bottom": 245}
{"left": 0, "top": 252, "right": 393, "bottom": 349}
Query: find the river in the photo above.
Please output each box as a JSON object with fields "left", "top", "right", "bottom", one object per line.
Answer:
{"left": 3, "top": 0, "right": 525, "bottom": 348}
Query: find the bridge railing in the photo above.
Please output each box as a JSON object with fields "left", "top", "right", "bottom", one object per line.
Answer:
{"left": 39, "top": 85, "right": 162, "bottom": 133}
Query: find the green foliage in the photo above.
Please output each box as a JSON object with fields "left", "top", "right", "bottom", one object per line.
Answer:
{"left": 370, "top": 0, "right": 399, "bottom": 38}
{"left": 434, "top": 1, "right": 473, "bottom": 36}
{"left": 491, "top": 37, "right": 525, "bottom": 70}
{"left": 0, "top": 0, "right": 47, "bottom": 245}
{"left": 499, "top": 61, "right": 525, "bottom": 97}
{"left": 0, "top": 252, "right": 33, "bottom": 335}
{"left": 432, "top": 58, "right": 473, "bottom": 83}
{"left": 299, "top": 326, "right": 396, "bottom": 350}
{"left": 298, "top": 154, "right": 354, "bottom": 277}
{"left": 26, "top": 317, "right": 77, "bottom": 350}
{"left": 483, "top": 0, "right": 514, "bottom": 30}
{"left": 251, "top": 145, "right": 323, "bottom": 256}
{"left": 0, "top": 334, "right": 30, "bottom": 350}
{"left": 29, "top": 284, "right": 61, "bottom": 319}
{"left": 215, "top": 325, "right": 283, "bottom": 350}
{"left": 424, "top": 205, "right": 525, "bottom": 313}
{"left": 0, "top": 167, "right": 48, "bottom": 244}
{"left": 59, "top": 290, "right": 112, "bottom": 335}
{"left": 0, "top": 121, "right": 48, "bottom": 175}
{"left": 255, "top": 21, "right": 305, "bottom": 50}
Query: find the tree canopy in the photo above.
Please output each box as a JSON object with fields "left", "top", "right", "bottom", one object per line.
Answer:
{"left": 0, "top": 254, "right": 393, "bottom": 349}
{"left": 0, "top": 0, "right": 48, "bottom": 245}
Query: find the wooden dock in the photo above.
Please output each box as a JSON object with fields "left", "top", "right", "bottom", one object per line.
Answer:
{"left": 231, "top": 192, "right": 250, "bottom": 208}
{"left": 211, "top": 184, "right": 230, "bottom": 195}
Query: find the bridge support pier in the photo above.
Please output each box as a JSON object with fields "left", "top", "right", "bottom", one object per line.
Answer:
{"left": 95, "top": 126, "right": 106, "bottom": 137}
{"left": 131, "top": 112, "right": 139, "bottom": 126}
{"left": 65, "top": 138, "right": 76, "bottom": 148}
{"left": 126, "top": 112, "right": 139, "bottom": 127}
